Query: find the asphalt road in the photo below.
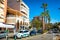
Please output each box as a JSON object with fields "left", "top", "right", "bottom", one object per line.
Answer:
{"left": 27, "top": 34, "right": 53, "bottom": 40}
{"left": 0, "top": 33, "right": 58, "bottom": 40}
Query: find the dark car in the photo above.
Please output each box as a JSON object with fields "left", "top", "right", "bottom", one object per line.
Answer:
{"left": 37, "top": 29, "right": 43, "bottom": 34}
{"left": 52, "top": 28, "right": 59, "bottom": 33}
{"left": 30, "top": 30, "right": 37, "bottom": 36}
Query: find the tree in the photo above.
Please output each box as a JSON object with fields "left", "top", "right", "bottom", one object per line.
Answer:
{"left": 41, "top": 3, "right": 48, "bottom": 31}
{"left": 40, "top": 10, "right": 50, "bottom": 30}
{"left": 31, "top": 19, "right": 42, "bottom": 30}
{"left": 40, "top": 12, "right": 45, "bottom": 30}
{"left": 41, "top": 3, "right": 51, "bottom": 31}
{"left": 41, "top": 3, "right": 47, "bottom": 12}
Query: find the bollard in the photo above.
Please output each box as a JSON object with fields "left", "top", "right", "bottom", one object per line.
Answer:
{"left": 14, "top": 35, "right": 16, "bottom": 40}
{"left": 6, "top": 35, "right": 8, "bottom": 40}
{"left": 6, "top": 28, "right": 9, "bottom": 40}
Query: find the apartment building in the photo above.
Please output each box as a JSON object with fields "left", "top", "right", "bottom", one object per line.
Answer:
{"left": 0, "top": 0, "right": 7, "bottom": 30}
{"left": 20, "top": 1, "right": 29, "bottom": 28}
{"left": 7, "top": 0, "right": 29, "bottom": 30}
{"left": 0, "top": 0, "right": 7, "bottom": 23}
{"left": 0, "top": 0, "right": 29, "bottom": 31}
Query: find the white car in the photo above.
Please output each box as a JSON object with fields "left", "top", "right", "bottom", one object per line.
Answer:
{"left": 15, "top": 30, "right": 30, "bottom": 38}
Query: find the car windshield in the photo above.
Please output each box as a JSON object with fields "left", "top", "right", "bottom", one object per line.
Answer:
{"left": 0, "top": 31, "right": 6, "bottom": 34}
{"left": 19, "top": 31, "right": 23, "bottom": 33}
{"left": 19, "top": 31, "right": 28, "bottom": 33}
{"left": 24, "top": 31, "right": 28, "bottom": 33}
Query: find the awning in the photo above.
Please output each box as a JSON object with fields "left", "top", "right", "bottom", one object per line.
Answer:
{"left": 0, "top": 23, "right": 14, "bottom": 28}
{"left": 0, "top": 23, "right": 5, "bottom": 28}
{"left": 7, "top": 7, "right": 22, "bottom": 16}
{"left": 4, "top": 24, "right": 14, "bottom": 28}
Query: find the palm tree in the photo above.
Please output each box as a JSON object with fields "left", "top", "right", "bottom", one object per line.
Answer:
{"left": 40, "top": 12, "right": 45, "bottom": 30}
{"left": 41, "top": 3, "right": 48, "bottom": 31}
{"left": 45, "top": 10, "right": 50, "bottom": 30}
{"left": 45, "top": 10, "right": 50, "bottom": 23}
{"left": 40, "top": 10, "right": 50, "bottom": 31}
{"left": 41, "top": 3, "right": 47, "bottom": 12}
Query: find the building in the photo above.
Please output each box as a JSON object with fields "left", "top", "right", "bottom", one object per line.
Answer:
{"left": 33, "top": 16, "right": 43, "bottom": 21}
{"left": 7, "top": 0, "right": 29, "bottom": 31}
{"left": 0, "top": 0, "right": 7, "bottom": 30}
{"left": 0, "top": 0, "right": 29, "bottom": 31}
{"left": 0, "top": 0, "right": 7, "bottom": 23}
{"left": 20, "top": 1, "right": 29, "bottom": 28}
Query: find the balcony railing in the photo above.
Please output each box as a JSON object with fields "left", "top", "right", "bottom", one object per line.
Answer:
{"left": 7, "top": 17, "right": 16, "bottom": 19}
{"left": 21, "top": 6, "right": 29, "bottom": 13}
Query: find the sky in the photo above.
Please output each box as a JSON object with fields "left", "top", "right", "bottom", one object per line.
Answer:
{"left": 23, "top": 0, "right": 60, "bottom": 23}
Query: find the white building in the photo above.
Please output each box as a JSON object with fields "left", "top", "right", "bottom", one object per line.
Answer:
{"left": 20, "top": 1, "right": 30, "bottom": 27}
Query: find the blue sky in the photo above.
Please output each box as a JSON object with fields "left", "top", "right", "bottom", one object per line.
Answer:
{"left": 23, "top": 0, "right": 60, "bottom": 23}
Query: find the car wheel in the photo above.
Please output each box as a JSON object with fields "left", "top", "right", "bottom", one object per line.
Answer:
{"left": 27, "top": 35, "right": 29, "bottom": 37}
{"left": 19, "top": 35, "right": 22, "bottom": 39}
{"left": 13, "top": 35, "right": 18, "bottom": 39}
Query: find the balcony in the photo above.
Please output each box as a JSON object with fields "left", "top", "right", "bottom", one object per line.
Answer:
{"left": 6, "top": 17, "right": 16, "bottom": 24}
{"left": 21, "top": 9, "right": 27, "bottom": 14}
{"left": 21, "top": 6, "right": 28, "bottom": 12}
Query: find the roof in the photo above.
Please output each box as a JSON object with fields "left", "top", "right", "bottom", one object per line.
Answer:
{"left": 7, "top": 6, "right": 22, "bottom": 16}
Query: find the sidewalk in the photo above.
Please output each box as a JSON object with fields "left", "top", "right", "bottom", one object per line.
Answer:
{"left": 8, "top": 33, "right": 14, "bottom": 37}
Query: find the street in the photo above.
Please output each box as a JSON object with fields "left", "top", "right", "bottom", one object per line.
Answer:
{"left": 27, "top": 34, "right": 53, "bottom": 40}
{"left": 0, "top": 33, "right": 58, "bottom": 40}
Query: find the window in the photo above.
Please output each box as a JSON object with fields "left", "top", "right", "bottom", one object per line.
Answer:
{"left": 24, "top": 31, "right": 28, "bottom": 33}
{"left": 0, "top": 0, "right": 5, "bottom": 4}
{"left": 19, "top": 31, "right": 23, "bottom": 33}
{"left": 21, "top": 11, "right": 27, "bottom": 15}
{"left": 0, "top": 31, "right": 6, "bottom": 34}
{"left": 17, "top": 0, "right": 20, "bottom": 2}
{"left": 21, "top": 4, "right": 26, "bottom": 8}
{"left": 0, "top": 8, "right": 4, "bottom": 19}
{"left": 19, "top": 31, "right": 28, "bottom": 33}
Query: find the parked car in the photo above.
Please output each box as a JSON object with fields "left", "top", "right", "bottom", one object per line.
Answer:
{"left": 30, "top": 30, "right": 37, "bottom": 36}
{"left": 37, "top": 29, "right": 43, "bottom": 34}
{"left": 14, "top": 30, "right": 30, "bottom": 38}
{"left": 52, "top": 28, "right": 59, "bottom": 33}
{"left": 47, "top": 29, "right": 53, "bottom": 34}
{"left": 0, "top": 31, "right": 7, "bottom": 38}
{"left": 47, "top": 28, "right": 59, "bottom": 34}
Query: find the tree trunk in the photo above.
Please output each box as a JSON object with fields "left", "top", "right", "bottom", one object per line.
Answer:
{"left": 43, "top": 8, "right": 46, "bottom": 31}
{"left": 42, "top": 17, "right": 45, "bottom": 31}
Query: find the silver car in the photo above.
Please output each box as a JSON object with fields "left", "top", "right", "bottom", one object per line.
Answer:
{"left": 0, "top": 31, "right": 7, "bottom": 38}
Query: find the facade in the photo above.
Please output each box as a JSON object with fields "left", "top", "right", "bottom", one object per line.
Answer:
{"left": 0, "top": 0, "right": 29, "bottom": 31}
{"left": 0, "top": 0, "right": 7, "bottom": 30}
{"left": 7, "top": 0, "right": 29, "bottom": 31}
{"left": 0, "top": 0, "right": 7, "bottom": 23}
{"left": 20, "top": 1, "right": 29, "bottom": 27}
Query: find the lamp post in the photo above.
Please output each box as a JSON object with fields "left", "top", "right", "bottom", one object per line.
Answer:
{"left": 14, "top": 11, "right": 18, "bottom": 40}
